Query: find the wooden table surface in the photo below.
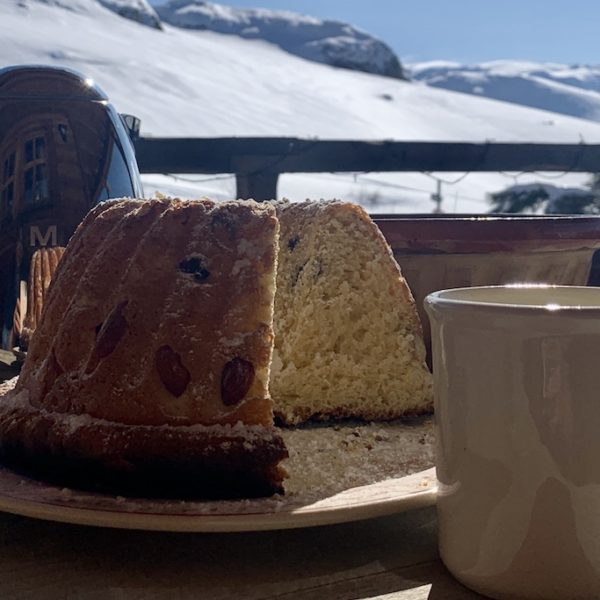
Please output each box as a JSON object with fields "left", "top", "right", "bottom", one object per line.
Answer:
{"left": 0, "top": 505, "right": 489, "bottom": 600}
{"left": 0, "top": 351, "right": 486, "bottom": 600}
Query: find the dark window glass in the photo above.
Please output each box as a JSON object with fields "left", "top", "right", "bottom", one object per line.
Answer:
{"left": 33, "top": 164, "right": 48, "bottom": 202}
{"left": 24, "top": 139, "right": 34, "bottom": 163}
{"left": 16, "top": 135, "right": 49, "bottom": 209}
{"left": 2, "top": 183, "right": 13, "bottom": 216}
{"left": 3, "top": 153, "right": 15, "bottom": 181}
{"left": 6, "top": 183, "right": 13, "bottom": 211}
{"left": 57, "top": 123, "right": 68, "bottom": 143}
{"left": 35, "top": 137, "right": 45, "bottom": 160}
{"left": 24, "top": 167, "right": 33, "bottom": 204}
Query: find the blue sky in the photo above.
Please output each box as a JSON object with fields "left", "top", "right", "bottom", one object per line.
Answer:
{"left": 149, "top": 1, "right": 600, "bottom": 64}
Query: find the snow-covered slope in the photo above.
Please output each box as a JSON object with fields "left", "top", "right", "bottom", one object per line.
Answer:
{"left": 410, "top": 61, "right": 600, "bottom": 122}
{"left": 155, "top": 0, "right": 404, "bottom": 79}
{"left": 3, "top": 0, "right": 600, "bottom": 212}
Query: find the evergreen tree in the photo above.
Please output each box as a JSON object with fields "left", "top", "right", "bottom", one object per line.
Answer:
{"left": 489, "top": 175, "right": 600, "bottom": 215}
{"left": 489, "top": 186, "right": 549, "bottom": 214}
{"left": 547, "top": 192, "right": 598, "bottom": 214}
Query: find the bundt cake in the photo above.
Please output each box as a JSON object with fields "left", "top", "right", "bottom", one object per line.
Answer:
{"left": 0, "top": 198, "right": 288, "bottom": 498}
{"left": 0, "top": 196, "right": 432, "bottom": 498}
{"left": 270, "top": 200, "right": 433, "bottom": 424}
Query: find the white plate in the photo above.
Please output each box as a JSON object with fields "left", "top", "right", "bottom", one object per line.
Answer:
{"left": 0, "top": 465, "right": 436, "bottom": 532}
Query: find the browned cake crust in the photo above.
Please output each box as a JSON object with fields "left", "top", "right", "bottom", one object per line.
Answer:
{"left": 1, "top": 198, "right": 288, "bottom": 499}
{"left": 19, "top": 199, "right": 280, "bottom": 427}
{"left": 0, "top": 388, "right": 287, "bottom": 499}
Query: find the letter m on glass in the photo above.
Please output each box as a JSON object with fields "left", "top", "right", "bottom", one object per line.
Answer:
{"left": 30, "top": 225, "right": 57, "bottom": 247}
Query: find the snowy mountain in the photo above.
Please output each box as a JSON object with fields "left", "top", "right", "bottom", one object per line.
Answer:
{"left": 155, "top": 0, "right": 405, "bottom": 79}
{"left": 98, "top": 0, "right": 162, "bottom": 29}
{"left": 89, "top": 0, "right": 405, "bottom": 79}
{"left": 3, "top": 0, "right": 600, "bottom": 213}
{"left": 410, "top": 61, "right": 600, "bottom": 123}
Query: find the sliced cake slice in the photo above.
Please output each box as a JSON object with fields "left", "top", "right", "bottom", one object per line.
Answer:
{"left": 271, "top": 200, "right": 433, "bottom": 424}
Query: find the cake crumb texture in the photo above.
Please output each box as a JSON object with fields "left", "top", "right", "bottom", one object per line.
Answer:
{"left": 271, "top": 200, "right": 433, "bottom": 424}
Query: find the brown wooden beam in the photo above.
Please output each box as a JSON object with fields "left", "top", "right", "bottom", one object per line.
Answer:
{"left": 134, "top": 137, "right": 600, "bottom": 174}
{"left": 235, "top": 172, "right": 279, "bottom": 201}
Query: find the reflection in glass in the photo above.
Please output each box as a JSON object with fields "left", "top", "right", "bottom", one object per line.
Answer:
{"left": 0, "top": 65, "right": 143, "bottom": 351}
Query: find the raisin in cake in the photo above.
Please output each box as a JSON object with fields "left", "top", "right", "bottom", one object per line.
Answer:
{"left": 0, "top": 198, "right": 288, "bottom": 498}
{"left": 270, "top": 200, "right": 433, "bottom": 424}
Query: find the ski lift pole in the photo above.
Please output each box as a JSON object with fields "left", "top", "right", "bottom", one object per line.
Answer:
{"left": 431, "top": 179, "right": 443, "bottom": 213}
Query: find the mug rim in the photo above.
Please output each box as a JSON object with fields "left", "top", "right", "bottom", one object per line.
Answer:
{"left": 425, "top": 284, "right": 600, "bottom": 313}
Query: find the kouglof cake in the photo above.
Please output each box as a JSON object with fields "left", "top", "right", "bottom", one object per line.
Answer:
{"left": 270, "top": 200, "right": 432, "bottom": 424}
{"left": 0, "top": 196, "right": 433, "bottom": 500}
{"left": 0, "top": 198, "right": 288, "bottom": 498}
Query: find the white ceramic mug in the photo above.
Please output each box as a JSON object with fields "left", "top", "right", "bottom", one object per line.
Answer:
{"left": 424, "top": 285, "right": 600, "bottom": 600}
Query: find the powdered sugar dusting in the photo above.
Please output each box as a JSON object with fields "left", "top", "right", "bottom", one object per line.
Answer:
{"left": 0, "top": 378, "right": 17, "bottom": 396}
{"left": 0, "top": 381, "right": 278, "bottom": 443}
